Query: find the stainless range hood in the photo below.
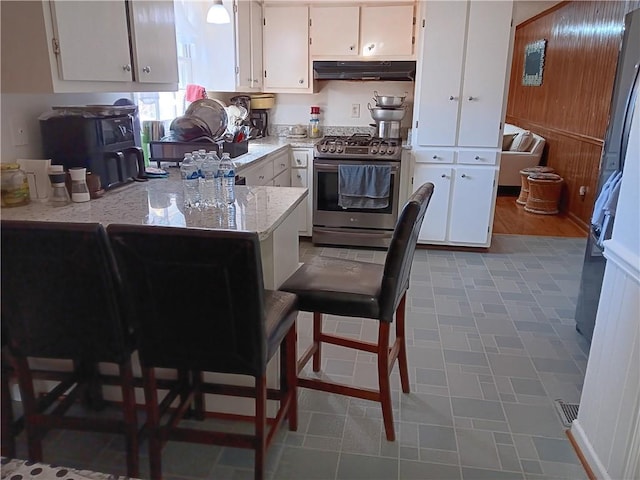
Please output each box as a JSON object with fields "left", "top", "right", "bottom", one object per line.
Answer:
{"left": 313, "top": 61, "right": 416, "bottom": 81}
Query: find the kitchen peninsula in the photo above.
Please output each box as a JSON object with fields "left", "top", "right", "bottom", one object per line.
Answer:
{"left": 1, "top": 172, "right": 308, "bottom": 290}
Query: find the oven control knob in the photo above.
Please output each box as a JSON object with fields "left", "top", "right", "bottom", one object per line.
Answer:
{"left": 370, "top": 147, "right": 378, "bottom": 154}
{"left": 319, "top": 145, "right": 328, "bottom": 153}
{"left": 378, "top": 146, "right": 386, "bottom": 155}
{"left": 336, "top": 145, "right": 344, "bottom": 153}
{"left": 387, "top": 148, "right": 396, "bottom": 155}
{"left": 328, "top": 146, "right": 336, "bottom": 153}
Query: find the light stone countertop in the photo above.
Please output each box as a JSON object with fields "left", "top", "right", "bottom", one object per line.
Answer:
{"left": 1, "top": 170, "right": 308, "bottom": 241}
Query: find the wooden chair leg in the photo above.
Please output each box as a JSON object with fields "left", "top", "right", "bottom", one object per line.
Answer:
{"left": 143, "top": 367, "right": 162, "bottom": 480}
{"left": 192, "top": 370, "right": 205, "bottom": 421}
{"left": 395, "top": 294, "right": 411, "bottom": 394}
{"left": 14, "top": 354, "right": 44, "bottom": 462}
{"left": 377, "top": 322, "right": 395, "bottom": 442}
{"left": 254, "top": 376, "right": 267, "bottom": 480}
{"left": 1, "top": 351, "right": 16, "bottom": 458}
{"left": 120, "top": 360, "right": 139, "bottom": 478}
{"left": 284, "top": 321, "right": 298, "bottom": 431}
{"left": 312, "top": 312, "right": 322, "bottom": 372}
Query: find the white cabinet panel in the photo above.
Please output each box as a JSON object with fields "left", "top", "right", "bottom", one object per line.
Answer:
{"left": 272, "top": 151, "right": 290, "bottom": 178}
{"left": 263, "top": 6, "right": 309, "bottom": 90}
{"left": 415, "top": 0, "right": 512, "bottom": 148}
{"left": 415, "top": 1, "right": 466, "bottom": 146}
{"left": 448, "top": 167, "right": 497, "bottom": 244}
{"left": 129, "top": 1, "right": 178, "bottom": 84}
{"left": 243, "top": 160, "right": 274, "bottom": 186}
{"left": 50, "top": 1, "right": 132, "bottom": 82}
{"left": 290, "top": 148, "right": 312, "bottom": 236}
{"left": 458, "top": 1, "right": 513, "bottom": 148}
{"left": 235, "top": 0, "right": 263, "bottom": 90}
{"left": 413, "top": 164, "right": 452, "bottom": 242}
{"left": 310, "top": 6, "right": 359, "bottom": 56}
{"left": 273, "top": 169, "right": 290, "bottom": 187}
{"left": 360, "top": 5, "right": 415, "bottom": 57}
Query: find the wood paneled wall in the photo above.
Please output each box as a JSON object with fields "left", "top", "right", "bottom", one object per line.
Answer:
{"left": 506, "top": 1, "right": 640, "bottom": 230}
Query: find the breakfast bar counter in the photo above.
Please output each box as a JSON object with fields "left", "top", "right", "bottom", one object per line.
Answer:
{"left": 1, "top": 174, "right": 308, "bottom": 289}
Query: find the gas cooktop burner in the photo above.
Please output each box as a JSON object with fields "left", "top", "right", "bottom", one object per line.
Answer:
{"left": 314, "top": 134, "right": 402, "bottom": 160}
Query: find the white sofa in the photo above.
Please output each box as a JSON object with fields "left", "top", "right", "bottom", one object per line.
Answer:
{"left": 498, "top": 124, "right": 546, "bottom": 187}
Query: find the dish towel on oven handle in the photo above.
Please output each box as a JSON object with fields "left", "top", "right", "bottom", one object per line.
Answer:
{"left": 338, "top": 164, "right": 391, "bottom": 209}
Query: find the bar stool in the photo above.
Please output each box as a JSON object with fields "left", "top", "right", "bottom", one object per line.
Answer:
{"left": 280, "top": 183, "right": 434, "bottom": 442}
{"left": 517, "top": 166, "right": 555, "bottom": 205}
{"left": 107, "top": 225, "right": 298, "bottom": 480}
{"left": 525, "top": 173, "right": 564, "bottom": 214}
{"left": 0, "top": 221, "right": 139, "bottom": 476}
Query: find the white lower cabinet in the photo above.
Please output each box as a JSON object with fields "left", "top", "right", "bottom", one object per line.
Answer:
{"left": 413, "top": 152, "right": 497, "bottom": 246}
{"left": 290, "top": 148, "right": 312, "bottom": 236}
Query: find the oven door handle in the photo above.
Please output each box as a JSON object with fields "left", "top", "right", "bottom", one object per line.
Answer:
{"left": 313, "top": 162, "right": 399, "bottom": 173}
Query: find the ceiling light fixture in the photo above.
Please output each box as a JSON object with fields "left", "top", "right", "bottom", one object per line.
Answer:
{"left": 206, "top": 0, "right": 230, "bottom": 24}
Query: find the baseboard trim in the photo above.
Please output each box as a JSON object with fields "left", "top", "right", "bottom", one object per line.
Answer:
{"left": 569, "top": 421, "right": 609, "bottom": 480}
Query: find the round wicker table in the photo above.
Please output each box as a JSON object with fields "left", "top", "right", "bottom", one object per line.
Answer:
{"left": 524, "top": 173, "right": 564, "bottom": 214}
{"left": 517, "top": 166, "right": 555, "bottom": 205}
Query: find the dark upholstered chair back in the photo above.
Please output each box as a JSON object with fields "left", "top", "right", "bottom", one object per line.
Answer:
{"left": 107, "top": 225, "right": 268, "bottom": 376}
{"left": 379, "top": 183, "right": 434, "bottom": 322}
{"left": 1, "top": 221, "right": 130, "bottom": 363}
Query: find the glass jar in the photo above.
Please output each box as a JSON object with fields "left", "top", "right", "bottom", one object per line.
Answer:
{"left": 1, "top": 163, "right": 30, "bottom": 207}
{"left": 309, "top": 106, "right": 321, "bottom": 138}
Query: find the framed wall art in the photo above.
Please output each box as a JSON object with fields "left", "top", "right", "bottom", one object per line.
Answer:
{"left": 522, "top": 39, "right": 547, "bottom": 86}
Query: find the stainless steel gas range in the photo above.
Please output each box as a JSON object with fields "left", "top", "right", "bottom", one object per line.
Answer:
{"left": 312, "top": 134, "right": 403, "bottom": 248}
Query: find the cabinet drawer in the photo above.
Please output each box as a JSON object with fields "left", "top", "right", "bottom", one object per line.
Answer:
{"left": 272, "top": 153, "right": 290, "bottom": 177}
{"left": 457, "top": 150, "right": 498, "bottom": 166}
{"left": 291, "top": 149, "right": 310, "bottom": 167}
{"left": 416, "top": 149, "right": 455, "bottom": 164}
{"left": 290, "top": 168, "right": 307, "bottom": 188}
{"left": 244, "top": 160, "right": 274, "bottom": 185}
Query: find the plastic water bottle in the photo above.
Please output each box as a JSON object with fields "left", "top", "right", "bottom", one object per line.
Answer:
{"left": 180, "top": 153, "right": 200, "bottom": 207}
{"left": 192, "top": 150, "right": 204, "bottom": 178}
{"left": 218, "top": 152, "right": 236, "bottom": 204}
{"left": 200, "top": 151, "right": 221, "bottom": 206}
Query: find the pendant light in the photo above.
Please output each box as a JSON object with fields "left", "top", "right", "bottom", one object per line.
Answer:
{"left": 206, "top": 0, "right": 230, "bottom": 24}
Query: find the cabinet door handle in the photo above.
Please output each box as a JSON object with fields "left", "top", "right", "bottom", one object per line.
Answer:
{"left": 280, "top": 163, "right": 286, "bottom": 168}
{"left": 122, "top": 64, "right": 131, "bottom": 72}
{"left": 143, "top": 66, "right": 151, "bottom": 74}
{"left": 468, "top": 96, "right": 476, "bottom": 101}
{"left": 432, "top": 155, "right": 438, "bottom": 159}
{"left": 349, "top": 45, "right": 355, "bottom": 51}
{"left": 367, "top": 43, "right": 375, "bottom": 51}
{"left": 297, "top": 174, "right": 302, "bottom": 179}
{"left": 474, "top": 155, "right": 480, "bottom": 160}
{"left": 441, "top": 174, "right": 446, "bottom": 178}
{"left": 299, "top": 79, "right": 304, "bottom": 84}
{"left": 259, "top": 175, "right": 265, "bottom": 179}
{"left": 449, "top": 96, "right": 457, "bottom": 101}
{"left": 461, "top": 174, "right": 467, "bottom": 178}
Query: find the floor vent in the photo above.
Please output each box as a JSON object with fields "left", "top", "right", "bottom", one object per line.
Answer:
{"left": 555, "top": 399, "right": 579, "bottom": 426}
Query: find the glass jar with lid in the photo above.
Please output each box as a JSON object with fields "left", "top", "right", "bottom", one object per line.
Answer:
{"left": 1, "top": 163, "right": 30, "bottom": 207}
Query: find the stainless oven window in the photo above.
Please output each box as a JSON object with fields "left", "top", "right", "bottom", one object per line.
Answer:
{"left": 316, "top": 169, "right": 395, "bottom": 214}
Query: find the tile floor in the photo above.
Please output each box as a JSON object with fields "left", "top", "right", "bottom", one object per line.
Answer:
{"left": 9, "top": 235, "right": 592, "bottom": 480}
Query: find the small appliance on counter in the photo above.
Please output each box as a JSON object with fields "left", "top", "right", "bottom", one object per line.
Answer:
{"left": 40, "top": 108, "right": 146, "bottom": 191}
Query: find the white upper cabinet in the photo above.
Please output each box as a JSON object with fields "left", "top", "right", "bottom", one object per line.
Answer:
{"left": 360, "top": 5, "right": 415, "bottom": 58}
{"left": 129, "top": 1, "right": 179, "bottom": 84}
{"left": 310, "top": 4, "right": 415, "bottom": 59}
{"left": 50, "top": 1, "right": 132, "bottom": 82}
{"left": 415, "top": 1, "right": 513, "bottom": 148}
{"left": 188, "top": 0, "right": 262, "bottom": 92}
{"left": 310, "top": 6, "right": 359, "bottom": 57}
{"left": 0, "top": 0, "right": 178, "bottom": 93}
{"left": 263, "top": 5, "right": 310, "bottom": 92}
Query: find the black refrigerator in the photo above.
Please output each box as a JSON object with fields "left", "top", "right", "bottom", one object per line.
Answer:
{"left": 575, "top": 8, "right": 640, "bottom": 342}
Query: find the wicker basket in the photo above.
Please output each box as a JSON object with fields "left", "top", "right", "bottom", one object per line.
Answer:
{"left": 525, "top": 173, "right": 563, "bottom": 214}
{"left": 517, "top": 166, "right": 555, "bottom": 205}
